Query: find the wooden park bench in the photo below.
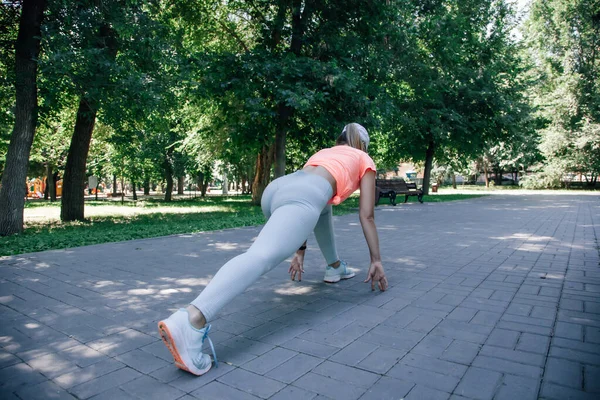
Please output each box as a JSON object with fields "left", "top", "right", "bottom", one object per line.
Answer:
{"left": 375, "top": 179, "right": 423, "bottom": 206}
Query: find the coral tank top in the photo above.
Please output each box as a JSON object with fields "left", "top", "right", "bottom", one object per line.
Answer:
{"left": 305, "top": 146, "right": 376, "bottom": 205}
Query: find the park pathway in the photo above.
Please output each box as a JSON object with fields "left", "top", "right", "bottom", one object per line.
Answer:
{"left": 1, "top": 194, "right": 599, "bottom": 399}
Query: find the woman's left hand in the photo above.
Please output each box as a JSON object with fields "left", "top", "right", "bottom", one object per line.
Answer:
{"left": 289, "top": 253, "right": 305, "bottom": 281}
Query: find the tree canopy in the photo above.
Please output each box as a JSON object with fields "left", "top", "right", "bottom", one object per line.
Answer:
{"left": 0, "top": 0, "right": 598, "bottom": 234}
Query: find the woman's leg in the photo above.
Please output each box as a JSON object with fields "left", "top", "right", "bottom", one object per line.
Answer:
{"left": 313, "top": 204, "right": 340, "bottom": 265}
{"left": 190, "top": 200, "right": 323, "bottom": 322}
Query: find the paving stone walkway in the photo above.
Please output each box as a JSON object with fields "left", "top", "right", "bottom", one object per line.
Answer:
{"left": 1, "top": 194, "right": 599, "bottom": 400}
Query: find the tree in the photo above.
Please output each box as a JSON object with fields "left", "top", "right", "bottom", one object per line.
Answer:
{"left": 0, "top": 0, "right": 47, "bottom": 235}
{"left": 385, "top": 0, "right": 530, "bottom": 194}
{"left": 523, "top": 0, "right": 600, "bottom": 186}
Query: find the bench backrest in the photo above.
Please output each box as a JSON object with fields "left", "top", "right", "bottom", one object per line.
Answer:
{"left": 376, "top": 179, "right": 409, "bottom": 191}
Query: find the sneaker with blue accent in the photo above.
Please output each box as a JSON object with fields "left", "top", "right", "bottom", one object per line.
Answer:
{"left": 323, "top": 260, "right": 356, "bottom": 283}
{"left": 158, "top": 309, "right": 218, "bottom": 376}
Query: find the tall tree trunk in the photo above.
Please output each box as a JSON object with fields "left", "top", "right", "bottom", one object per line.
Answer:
{"left": 46, "top": 162, "right": 56, "bottom": 201}
{"left": 164, "top": 149, "right": 173, "bottom": 202}
{"left": 112, "top": 174, "right": 117, "bottom": 195}
{"left": 202, "top": 173, "right": 210, "bottom": 197}
{"left": 197, "top": 172, "right": 204, "bottom": 196}
{"left": 60, "top": 23, "right": 117, "bottom": 221}
{"left": 452, "top": 174, "right": 457, "bottom": 189}
{"left": 484, "top": 165, "right": 489, "bottom": 188}
{"left": 44, "top": 163, "right": 50, "bottom": 200}
{"left": 177, "top": 176, "right": 184, "bottom": 195}
{"left": 222, "top": 174, "right": 228, "bottom": 195}
{"left": 0, "top": 0, "right": 47, "bottom": 235}
{"left": 274, "top": 104, "right": 291, "bottom": 178}
{"left": 60, "top": 96, "right": 97, "bottom": 221}
{"left": 132, "top": 180, "right": 137, "bottom": 200}
{"left": 272, "top": 0, "right": 312, "bottom": 178}
{"left": 143, "top": 176, "right": 150, "bottom": 195}
{"left": 422, "top": 140, "right": 436, "bottom": 196}
{"left": 251, "top": 144, "right": 275, "bottom": 205}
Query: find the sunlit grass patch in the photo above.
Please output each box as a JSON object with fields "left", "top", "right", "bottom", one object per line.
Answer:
{"left": 3, "top": 193, "right": 485, "bottom": 256}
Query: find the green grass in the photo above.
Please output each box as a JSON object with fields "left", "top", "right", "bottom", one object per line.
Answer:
{"left": 2, "top": 193, "right": 485, "bottom": 256}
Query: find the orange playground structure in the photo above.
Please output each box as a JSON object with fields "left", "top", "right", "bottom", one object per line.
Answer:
{"left": 26, "top": 178, "right": 62, "bottom": 199}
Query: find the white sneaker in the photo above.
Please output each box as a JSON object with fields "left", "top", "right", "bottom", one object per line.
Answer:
{"left": 158, "top": 309, "right": 217, "bottom": 376}
{"left": 323, "top": 260, "right": 356, "bottom": 283}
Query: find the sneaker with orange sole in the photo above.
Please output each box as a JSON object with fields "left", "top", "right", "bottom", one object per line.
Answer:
{"left": 158, "top": 309, "right": 217, "bottom": 376}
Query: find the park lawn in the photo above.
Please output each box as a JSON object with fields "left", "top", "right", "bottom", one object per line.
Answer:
{"left": 1, "top": 193, "right": 485, "bottom": 256}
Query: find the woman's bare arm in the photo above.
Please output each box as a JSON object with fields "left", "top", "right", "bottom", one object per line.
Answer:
{"left": 359, "top": 171, "right": 387, "bottom": 291}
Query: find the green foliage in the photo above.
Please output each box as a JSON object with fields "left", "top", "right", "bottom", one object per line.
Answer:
{"left": 523, "top": 0, "right": 600, "bottom": 184}
{"left": 0, "top": 1, "right": 20, "bottom": 172}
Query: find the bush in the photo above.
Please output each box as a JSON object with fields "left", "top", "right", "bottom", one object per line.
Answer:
{"left": 519, "top": 169, "right": 563, "bottom": 189}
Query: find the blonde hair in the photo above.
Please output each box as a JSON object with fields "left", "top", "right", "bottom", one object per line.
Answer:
{"left": 336, "top": 123, "right": 369, "bottom": 152}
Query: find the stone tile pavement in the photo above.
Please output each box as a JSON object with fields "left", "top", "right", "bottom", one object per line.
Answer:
{"left": 1, "top": 194, "right": 599, "bottom": 399}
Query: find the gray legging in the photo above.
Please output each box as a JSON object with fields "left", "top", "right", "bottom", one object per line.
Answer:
{"left": 191, "top": 171, "right": 339, "bottom": 321}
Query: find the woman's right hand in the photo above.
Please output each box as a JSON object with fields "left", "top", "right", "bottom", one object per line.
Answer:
{"left": 364, "top": 261, "right": 388, "bottom": 291}
{"left": 289, "top": 252, "right": 305, "bottom": 281}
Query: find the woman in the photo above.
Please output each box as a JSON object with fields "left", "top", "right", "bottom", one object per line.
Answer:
{"left": 158, "top": 123, "right": 388, "bottom": 376}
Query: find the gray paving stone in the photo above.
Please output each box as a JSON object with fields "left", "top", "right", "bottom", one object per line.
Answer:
{"left": 120, "top": 376, "right": 185, "bottom": 400}
{"left": 313, "top": 360, "right": 379, "bottom": 388}
{"left": 167, "top": 363, "right": 235, "bottom": 393}
{"left": 280, "top": 338, "right": 339, "bottom": 358}
{"left": 357, "top": 376, "right": 414, "bottom": 400}
{"left": 501, "top": 313, "right": 554, "bottom": 328}
{"left": 485, "top": 328, "right": 520, "bottom": 349}
{"left": 544, "top": 357, "right": 583, "bottom": 389}
{"left": 293, "top": 372, "right": 367, "bottom": 400}
{"left": 328, "top": 340, "right": 378, "bottom": 366}
{"left": 480, "top": 344, "right": 545, "bottom": 366}
{"left": 405, "top": 315, "right": 443, "bottom": 333}
{"left": 540, "top": 382, "right": 597, "bottom": 400}
{"left": 585, "top": 326, "right": 600, "bottom": 343}
{"left": 454, "top": 367, "right": 502, "bottom": 400}
{"left": 190, "top": 381, "right": 261, "bottom": 400}
{"left": 241, "top": 347, "right": 298, "bottom": 375}
{"left": 387, "top": 363, "right": 460, "bottom": 393}
{"left": 69, "top": 367, "right": 141, "bottom": 399}
{"left": 516, "top": 332, "right": 550, "bottom": 355}
{"left": 270, "top": 385, "right": 317, "bottom": 400}
{"left": 0, "top": 351, "right": 20, "bottom": 369}
{"left": 553, "top": 337, "right": 600, "bottom": 355}
{"left": 217, "top": 368, "right": 286, "bottom": 399}
{"left": 402, "top": 353, "right": 467, "bottom": 378}
{"left": 297, "top": 324, "right": 366, "bottom": 348}
{"left": 0, "top": 362, "right": 48, "bottom": 392}
{"left": 446, "top": 307, "right": 477, "bottom": 322}
{"left": 115, "top": 349, "right": 171, "bottom": 374}
{"left": 360, "top": 326, "right": 425, "bottom": 350}
{"left": 26, "top": 352, "right": 79, "bottom": 379}
{"left": 440, "top": 340, "right": 480, "bottom": 365}
{"left": 549, "top": 347, "right": 600, "bottom": 366}
{"left": 494, "top": 374, "right": 539, "bottom": 400}
{"left": 496, "top": 320, "right": 552, "bottom": 336}
{"left": 60, "top": 345, "right": 108, "bottom": 368}
{"left": 472, "top": 355, "right": 543, "bottom": 378}
{"left": 555, "top": 322, "right": 585, "bottom": 341}
{"left": 357, "top": 346, "right": 406, "bottom": 374}
{"left": 405, "top": 385, "right": 450, "bottom": 400}
{"left": 531, "top": 305, "right": 557, "bottom": 320}
{"left": 14, "top": 380, "right": 77, "bottom": 400}
{"left": 470, "top": 311, "right": 502, "bottom": 327}
{"left": 265, "top": 353, "right": 323, "bottom": 384}
{"left": 411, "top": 334, "right": 454, "bottom": 358}
{"left": 584, "top": 364, "right": 600, "bottom": 393}
{"left": 53, "top": 359, "right": 126, "bottom": 389}
{"left": 88, "top": 387, "right": 137, "bottom": 400}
